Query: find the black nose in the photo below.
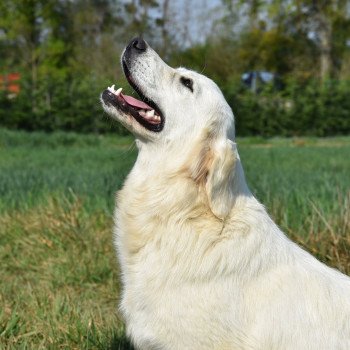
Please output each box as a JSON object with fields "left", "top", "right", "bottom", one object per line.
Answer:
{"left": 131, "top": 37, "right": 147, "bottom": 51}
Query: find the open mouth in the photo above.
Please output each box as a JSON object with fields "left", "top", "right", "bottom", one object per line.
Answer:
{"left": 102, "top": 62, "right": 164, "bottom": 132}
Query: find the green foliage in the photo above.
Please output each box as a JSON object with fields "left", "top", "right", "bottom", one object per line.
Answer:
{"left": 223, "top": 79, "right": 350, "bottom": 137}
{"left": 0, "top": 76, "right": 349, "bottom": 136}
{"left": 0, "top": 75, "right": 131, "bottom": 134}
{"left": 0, "top": 0, "right": 349, "bottom": 136}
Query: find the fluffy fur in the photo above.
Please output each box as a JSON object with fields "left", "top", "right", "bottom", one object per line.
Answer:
{"left": 101, "top": 40, "right": 350, "bottom": 349}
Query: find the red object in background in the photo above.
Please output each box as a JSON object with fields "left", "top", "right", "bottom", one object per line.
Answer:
{"left": 8, "top": 73, "right": 20, "bottom": 81}
{"left": 8, "top": 84, "right": 20, "bottom": 93}
{"left": 0, "top": 73, "right": 21, "bottom": 95}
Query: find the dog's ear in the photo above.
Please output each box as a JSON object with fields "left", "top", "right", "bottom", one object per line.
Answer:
{"left": 191, "top": 138, "right": 237, "bottom": 220}
{"left": 206, "top": 139, "right": 237, "bottom": 220}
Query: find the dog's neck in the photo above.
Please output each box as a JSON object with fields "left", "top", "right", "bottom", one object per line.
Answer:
{"left": 119, "top": 137, "right": 277, "bottom": 281}
{"left": 132, "top": 137, "right": 254, "bottom": 214}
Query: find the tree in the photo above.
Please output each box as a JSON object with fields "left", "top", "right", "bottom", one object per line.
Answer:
{"left": 220, "top": 0, "right": 350, "bottom": 82}
{"left": 288, "top": 0, "right": 347, "bottom": 82}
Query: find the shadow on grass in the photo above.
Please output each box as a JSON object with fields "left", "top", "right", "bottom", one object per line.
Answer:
{"left": 108, "top": 333, "right": 135, "bottom": 350}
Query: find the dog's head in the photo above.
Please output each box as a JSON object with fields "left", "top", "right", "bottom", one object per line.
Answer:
{"left": 101, "top": 38, "right": 241, "bottom": 219}
{"left": 101, "top": 37, "right": 234, "bottom": 142}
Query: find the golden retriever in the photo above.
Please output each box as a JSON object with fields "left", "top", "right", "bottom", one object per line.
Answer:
{"left": 101, "top": 38, "right": 350, "bottom": 350}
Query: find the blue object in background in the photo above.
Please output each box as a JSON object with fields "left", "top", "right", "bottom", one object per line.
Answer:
{"left": 241, "top": 71, "right": 282, "bottom": 93}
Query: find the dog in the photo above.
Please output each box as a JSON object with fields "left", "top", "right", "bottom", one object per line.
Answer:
{"left": 101, "top": 38, "right": 350, "bottom": 350}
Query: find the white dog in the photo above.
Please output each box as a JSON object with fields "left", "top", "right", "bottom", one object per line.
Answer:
{"left": 101, "top": 38, "right": 350, "bottom": 350}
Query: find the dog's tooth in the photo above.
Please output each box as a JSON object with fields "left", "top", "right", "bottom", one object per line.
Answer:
{"left": 111, "top": 84, "right": 115, "bottom": 91}
{"left": 107, "top": 86, "right": 113, "bottom": 93}
{"left": 146, "top": 110, "right": 155, "bottom": 117}
{"left": 116, "top": 88, "right": 122, "bottom": 96}
{"left": 139, "top": 110, "right": 147, "bottom": 117}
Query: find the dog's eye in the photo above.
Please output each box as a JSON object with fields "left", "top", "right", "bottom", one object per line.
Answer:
{"left": 180, "top": 77, "right": 193, "bottom": 92}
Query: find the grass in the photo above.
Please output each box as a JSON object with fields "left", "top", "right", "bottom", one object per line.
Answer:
{"left": 0, "top": 128, "right": 349, "bottom": 348}
{"left": 0, "top": 197, "right": 133, "bottom": 349}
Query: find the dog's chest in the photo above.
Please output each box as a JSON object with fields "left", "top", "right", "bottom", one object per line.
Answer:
{"left": 118, "top": 256, "right": 238, "bottom": 350}
{"left": 114, "top": 181, "right": 240, "bottom": 348}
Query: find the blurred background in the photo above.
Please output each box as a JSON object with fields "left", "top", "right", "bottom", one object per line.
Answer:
{"left": 1, "top": 2, "right": 350, "bottom": 349}
{"left": 1, "top": 0, "right": 350, "bottom": 136}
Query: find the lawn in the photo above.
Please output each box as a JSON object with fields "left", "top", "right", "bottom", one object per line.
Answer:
{"left": 0, "top": 128, "right": 349, "bottom": 349}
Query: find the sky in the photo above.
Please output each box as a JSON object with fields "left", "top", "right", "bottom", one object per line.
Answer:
{"left": 172, "top": 0, "right": 223, "bottom": 45}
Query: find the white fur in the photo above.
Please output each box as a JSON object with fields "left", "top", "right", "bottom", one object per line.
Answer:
{"left": 102, "top": 42, "right": 350, "bottom": 349}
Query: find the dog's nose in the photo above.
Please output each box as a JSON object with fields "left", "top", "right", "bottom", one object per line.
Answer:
{"left": 131, "top": 37, "right": 147, "bottom": 51}
{"left": 123, "top": 37, "right": 148, "bottom": 64}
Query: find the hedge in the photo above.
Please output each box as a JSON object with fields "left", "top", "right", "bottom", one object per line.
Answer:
{"left": 1, "top": 76, "right": 349, "bottom": 136}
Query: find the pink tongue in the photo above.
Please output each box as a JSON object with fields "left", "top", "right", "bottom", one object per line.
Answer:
{"left": 121, "top": 93, "right": 152, "bottom": 110}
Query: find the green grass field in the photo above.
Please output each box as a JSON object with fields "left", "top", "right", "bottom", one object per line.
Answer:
{"left": 1, "top": 128, "right": 349, "bottom": 349}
